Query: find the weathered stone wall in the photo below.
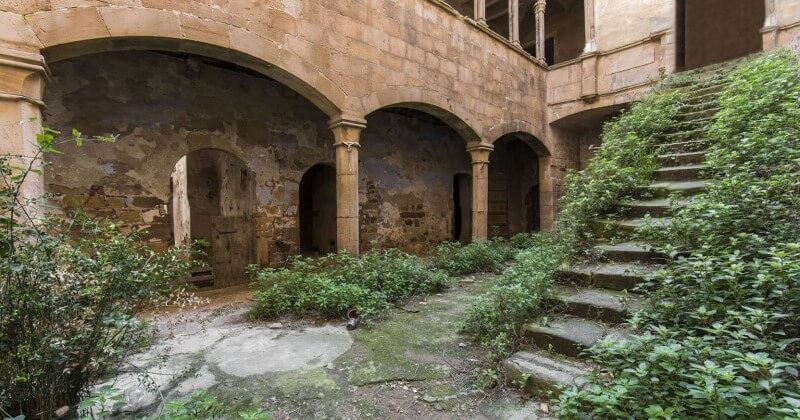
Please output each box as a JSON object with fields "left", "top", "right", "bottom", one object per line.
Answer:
{"left": 360, "top": 110, "right": 471, "bottom": 253}
{"left": 43, "top": 50, "right": 472, "bottom": 262}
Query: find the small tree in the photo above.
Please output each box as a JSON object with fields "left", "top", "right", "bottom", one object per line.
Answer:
{"left": 0, "top": 127, "right": 197, "bottom": 419}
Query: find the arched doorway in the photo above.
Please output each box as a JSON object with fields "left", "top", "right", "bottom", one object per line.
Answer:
{"left": 489, "top": 134, "right": 542, "bottom": 237}
{"left": 299, "top": 164, "right": 337, "bottom": 254}
{"left": 170, "top": 149, "right": 255, "bottom": 287}
{"left": 453, "top": 173, "right": 472, "bottom": 243}
{"left": 676, "top": 0, "right": 765, "bottom": 70}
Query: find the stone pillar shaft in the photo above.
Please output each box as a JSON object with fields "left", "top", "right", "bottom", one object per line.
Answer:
{"left": 534, "top": 0, "right": 547, "bottom": 61}
{"left": 474, "top": 0, "right": 486, "bottom": 24}
{"left": 466, "top": 143, "right": 493, "bottom": 241}
{"left": 0, "top": 48, "right": 48, "bottom": 219}
{"left": 329, "top": 115, "right": 366, "bottom": 256}
{"left": 509, "top": 0, "right": 520, "bottom": 46}
{"left": 583, "top": 0, "right": 596, "bottom": 53}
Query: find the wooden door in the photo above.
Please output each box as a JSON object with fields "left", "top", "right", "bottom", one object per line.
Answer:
{"left": 211, "top": 215, "right": 254, "bottom": 287}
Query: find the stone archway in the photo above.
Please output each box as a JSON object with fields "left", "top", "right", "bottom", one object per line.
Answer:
{"left": 170, "top": 149, "right": 256, "bottom": 287}
{"left": 488, "top": 132, "right": 550, "bottom": 236}
{"left": 299, "top": 163, "right": 337, "bottom": 254}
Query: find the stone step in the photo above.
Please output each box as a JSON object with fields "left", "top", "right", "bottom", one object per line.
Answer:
{"left": 677, "top": 108, "right": 719, "bottom": 121}
{"left": 521, "top": 317, "right": 627, "bottom": 358}
{"left": 658, "top": 139, "right": 709, "bottom": 154}
{"left": 653, "top": 164, "right": 708, "bottom": 182}
{"left": 621, "top": 198, "right": 688, "bottom": 218}
{"left": 595, "top": 241, "right": 665, "bottom": 263}
{"left": 644, "top": 180, "right": 710, "bottom": 198}
{"left": 548, "top": 285, "right": 641, "bottom": 324}
{"left": 557, "top": 261, "right": 661, "bottom": 291}
{"left": 662, "top": 127, "right": 707, "bottom": 142}
{"left": 658, "top": 151, "right": 706, "bottom": 166}
{"left": 683, "top": 91, "right": 720, "bottom": 106}
{"left": 502, "top": 350, "right": 590, "bottom": 397}
{"left": 594, "top": 217, "right": 672, "bottom": 237}
{"left": 686, "top": 83, "right": 726, "bottom": 98}
{"left": 668, "top": 117, "right": 715, "bottom": 132}
{"left": 678, "top": 100, "right": 720, "bottom": 114}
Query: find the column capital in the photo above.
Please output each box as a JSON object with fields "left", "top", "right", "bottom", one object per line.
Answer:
{"left": 328, "top": 114, "right": 367, "bottom": 130}
{"left": 329, "top": 114, "right": 366, "bottom": 148}
{"left": 0, "top": 47, "right": 49, "bottom": 108}
{"left": 466, "top": 142, "right": 494, "bottom": 164}
{"left": 534, "top": 0, "right": 546, "bottom": 14}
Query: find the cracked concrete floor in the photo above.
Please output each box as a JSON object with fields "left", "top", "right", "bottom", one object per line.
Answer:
{"left": 107, "top": 274, "right": 551, "bottom": 419}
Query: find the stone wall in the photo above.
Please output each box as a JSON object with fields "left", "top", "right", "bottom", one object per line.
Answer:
{"left": 43, "top": 50, "right": 472, "bottom": 263}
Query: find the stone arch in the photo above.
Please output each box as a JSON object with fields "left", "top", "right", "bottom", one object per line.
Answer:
{"left": 488, "top": 130, "right": 551, "bottom": 235}
{"left": 486, "top": 121, "right": 550, "bottom": 156}
{"left": 27, "top": 6, "right": 346, "bottom": 117}
{"left": 363, "top": 87, "right": 482, "bottom": 143}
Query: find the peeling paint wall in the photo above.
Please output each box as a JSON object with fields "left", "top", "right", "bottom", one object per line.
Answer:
{"left": 43, "top": 50, "right": 472, "bottom": 264}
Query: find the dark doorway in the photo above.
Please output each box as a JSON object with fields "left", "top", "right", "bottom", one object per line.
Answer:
{"left": 677, "top": 0, "right": 764, "bottom": 70}
{"left": 453, "top": 173, "right": 472, "bottom": 243}
{"left": 170, "top": 149, "right": 255, "bottom": 287}
{"left": 299, "top": 164, "right": 337, "bottom": 254}
{"left": 489, "top": 135, "right": 541, "bottom": 237}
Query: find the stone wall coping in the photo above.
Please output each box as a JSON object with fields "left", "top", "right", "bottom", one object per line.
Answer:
{"left": 548, "top": 30, "right": 669, "bottom": 71}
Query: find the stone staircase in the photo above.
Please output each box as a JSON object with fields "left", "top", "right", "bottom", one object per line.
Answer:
{"left": 502, "top": 66, "right": 735, "bottom": 398}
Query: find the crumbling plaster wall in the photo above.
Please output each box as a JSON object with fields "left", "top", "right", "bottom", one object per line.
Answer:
{"left": 43, "top": 50, "right": 472, "bottom": 263}
{"left": 360, "top": 110, "right": 471, "bottom": 253}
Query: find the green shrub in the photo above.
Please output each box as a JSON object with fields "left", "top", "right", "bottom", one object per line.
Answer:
{"left": 249, "top": 248, "right": 449, "bottom": 322}
{"left": 461, "top": 70, "right": 687, "bottom": 364}
{"left": 462, "top": 234, "right": 566, "bottom": 349}
{"left": 0, "top": 130, "right": 196, "bottom": 418}
{"left": 429, "top": 239, "right": 507, "bottom": 276}
{"left": 557, "top": 88, "right": 685, "bottom": 246}
{"left": 555, "top": 51, "right": 800, "bottom": 418}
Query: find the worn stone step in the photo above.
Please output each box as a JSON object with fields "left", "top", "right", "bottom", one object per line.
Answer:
{"left": 678, "top": 100, "right": 720, "bottom": 114}
{"left": 595, "top": 241, "right": 665, "bottom": 263}
{"left": 621, "top": 198, "right": 688, "bottom": 218}
{"left": 662, "top": 128, "right": 707, "bottom": 142}
{"left": 658, "top": 139, "right": 709, "bottom": 154}
{"left": 644, "top": 180, "right": 710, "bottom": 198}
{"left": 521, "top": 317, "right": 627, "bottom": 358}
{"left": 658, "top": 151, "right": 706, "bottom": 166}
{"left": 677, "top": 108, "right": 719, "bottom": 121}
{"left": 502, "top": 350, "right": 590, "bottom": 397}
{"left": 549, "top": 285, "right": 641, "bottom": 324}
{"left": 683, "top": 91, "right": 720, "bottom": 106}
{"left": 594, "top": 217, "right": 672, "bottom": 238}
{"left": 557, "top": 262, "right": 660, "bottom": 291}
{"left": 686, "top": 83, "right": 726, "bottom": 98}
{"left": 653, "top": 164, "right": 708, "bottom": 182}
{"left": 668, "top": 117, "right": 715, "bottom": 132}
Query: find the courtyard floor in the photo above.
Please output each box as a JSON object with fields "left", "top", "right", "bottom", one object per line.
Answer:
{"left": 107, "top": 274, "right": 551, "bottom": 419}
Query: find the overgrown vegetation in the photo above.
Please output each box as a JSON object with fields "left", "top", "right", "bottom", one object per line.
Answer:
{"left": 555, "top": 51, "right": 800, "bottom": 418}
{"left": 461, "top": 73, "right": 687, "bottom": 362}
{"left": 429, "top": 239, "right": 508, "bottom": 276}
{"left": 462, "top": 234, "right": 565, "bottom": 358}
{"left": 0, "top": 129, "right": 197, "bottom": 419}
{"left": 250, "top": 248, "right": 450, "bottom": 322}
{"left": 249, "top": 234, "right": 523, "bottom": 324}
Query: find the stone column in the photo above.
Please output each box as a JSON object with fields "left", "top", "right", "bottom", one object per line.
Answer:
{"left": 474, "top": 0, "right": 486, "bottom": 25}
{"left": 534, "top": 0, "right": 547, "bottom": 62}
{"left": 0, "top": 47, "right": 48, "bottom": 219}
{"left": 761, "top": 0, "right": 779, "bottom": 50}
{"left": 583, "top": 0, "right": 597, "bottom": 53}
{"left": 509, "top": 0, "right": 520, "bottom": 47}
{"left": 328, "top": 115, "right": 366, "bottom": 256}
{"left": 466, "top": 142, "right": 493, "bottom": 241}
